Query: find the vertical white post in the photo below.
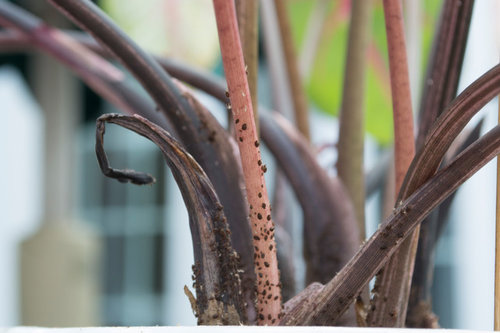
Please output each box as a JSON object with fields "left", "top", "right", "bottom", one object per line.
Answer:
{"left": 453, "top": 1, "right": 498, "bottom": 329}
{"left": 0, "top": 67, "right": 44, "bottom": 326}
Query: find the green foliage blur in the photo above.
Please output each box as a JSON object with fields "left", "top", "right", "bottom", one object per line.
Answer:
{"left": 288, "top": 0, "right": 442, "bottom": 145}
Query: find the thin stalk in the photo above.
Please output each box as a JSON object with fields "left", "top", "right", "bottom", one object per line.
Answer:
{"left": 416, "top": 0, "right": 474, "bottom": 149}
{"left": 368, "top": 0, "right": 416, "bottom": 327}
{"left": 235, "top": 0, "right": 259, "bottom": 135}
{"left": 384, "top": 0, "right": 415, "bottom": 191}
{"left": 274, "top": 0, "right": 310, "bottom": 140}
{"left": 336, "top": 0, "right": 372, "bottom": 241}
{"left": 299, "top": 0, "right": 329, "bottom": 80}
{"left": 260, "top": 0, "right": 294, "bottom": 118}
{"left": 404, "top": 0, "right": 422, "bottom": 111}
{"left": 212, "top": 0, "right": 281, "bottom": 325}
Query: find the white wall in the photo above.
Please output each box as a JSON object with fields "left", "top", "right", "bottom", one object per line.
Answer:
{"left": 163, "top": 172, "right": 196, "bottom": 325}
{"left": 451, "top": 0, "right": 500, "bottom": 330}
{"left": 0, "top": 67, "right": 44, "bottom": 326}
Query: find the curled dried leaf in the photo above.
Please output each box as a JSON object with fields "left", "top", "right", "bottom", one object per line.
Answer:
{"left": 95, "top": 113, "right": 246, "bottom": 325}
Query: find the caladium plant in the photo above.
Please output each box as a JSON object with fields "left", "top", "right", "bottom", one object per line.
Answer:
{"left": 1, "top": 0, "right": 499, "bottom": 328}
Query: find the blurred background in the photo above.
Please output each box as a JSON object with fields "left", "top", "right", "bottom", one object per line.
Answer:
{"left": 0, "top": 0, "right": 499, "bottom": 329}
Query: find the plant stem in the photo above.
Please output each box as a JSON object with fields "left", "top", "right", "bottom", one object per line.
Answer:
{"left": 368, "top": 0, "right": 416, "bottom": 326}
{"left": 402, "top": 64, "right": 500, "bottom": 198}
{"left": 407, "top": 121, "right": 482, "bottom": 328}
{"left": 274, "top": 0, "right": 310, "bottom": 140}
{"left": 384, "top": 0, "right": 415, "bottom": 191}
{"left": 235, "top": 0, "right": 259, "bottom": 135}
{"left": 212, "top": 0, "right": 281, "bottom": 325}
{"left": 403, "top": 0, "right": 422, "bottom": 111}
{"left": 336, "top": 0, "right": 372, "bottom": 241}
{"left": 260, "top": 0, "right": 294, "bottom": 118}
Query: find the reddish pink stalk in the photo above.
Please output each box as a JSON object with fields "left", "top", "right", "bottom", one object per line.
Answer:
{"left": 212, "top": 0, "right": 281, "bottom": 325}
{"left": 384, "top": 0, "right": 415, "bottom": 190}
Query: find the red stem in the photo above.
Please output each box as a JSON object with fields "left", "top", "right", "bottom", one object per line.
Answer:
{"left": 384, "top": 0, "right": 415, "bottom": 191}
{"left": 212, "top": 0, "right": 281, "bottom": 325}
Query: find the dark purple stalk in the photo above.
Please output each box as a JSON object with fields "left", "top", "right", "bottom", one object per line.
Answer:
{"left": 416, "top": 0, "right": 474, "bottom": 149}
{"left": 400, "top": 64, "right": 500, "bottom": 200}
